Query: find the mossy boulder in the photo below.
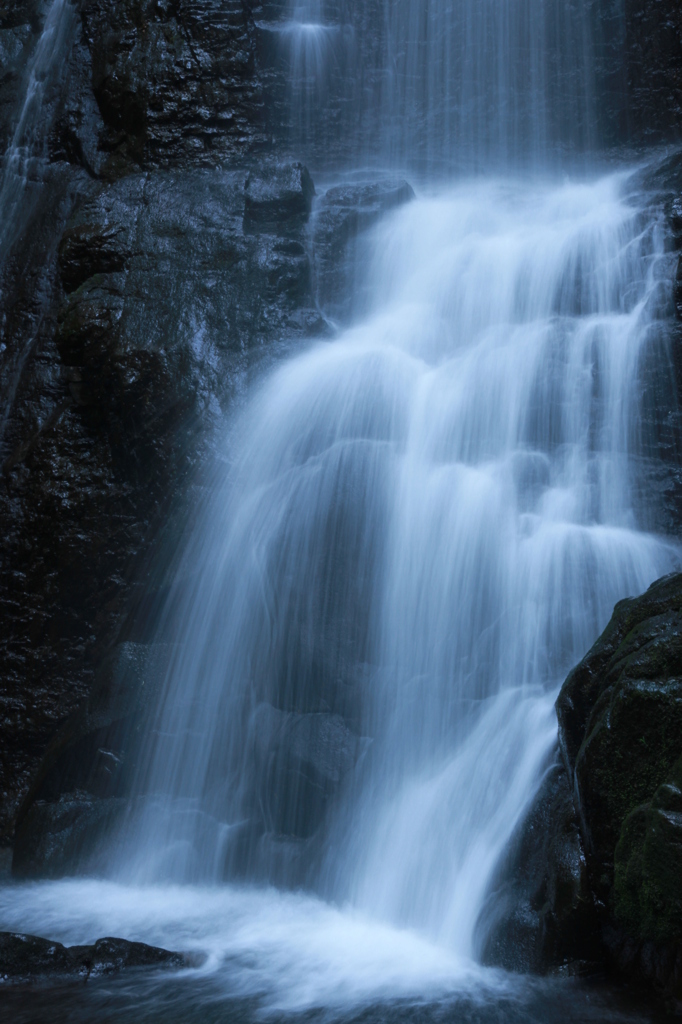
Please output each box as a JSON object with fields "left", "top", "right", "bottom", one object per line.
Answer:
{"left": 613, "top": 762, "right": 682, "bottom": 948}
{"left": 556, "top": 571, "right": 682, "bottom": 994}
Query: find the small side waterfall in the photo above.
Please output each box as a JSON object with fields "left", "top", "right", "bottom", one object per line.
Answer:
{"left": 278, "top": 1, "right": 346, "bottom": 145}
{"left": 0, "top": 0, "right": 76, "bottom": 263}
{"left": 120, "top": 174, "right": 679, "bottom": 963}
{"left": 0, "top": 0, "right": 78, "bottom": 444}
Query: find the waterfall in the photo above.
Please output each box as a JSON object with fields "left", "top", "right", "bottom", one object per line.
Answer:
{"left": 0, "top": 0, "right": 76, "bottom": 263}
{"left": 0, "top": 0, "right": 78, "bottom": 444}
{"left": 1, "top": 0, "right": 680, "bottom": 1011}
{"left": 118, "top": 173, "right": 679, "bottom": 965}
{"left": 277, "top": 0, "right": 621, "bottom": 172}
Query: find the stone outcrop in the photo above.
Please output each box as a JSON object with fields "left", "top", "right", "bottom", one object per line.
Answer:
{"left": 622, "top": 0, "right": 682, "bottom": 146}
{"left": 480, "top": 761, "right": 600, "bottom": 976}
{"left": 0, "top": 0, "right": 389, "bottom": 851}
{"left": 11, "top": 641, "right": 167, "bottom": 877}
{"left": 485, "top": 573, "right": 682, "bottom": 1005}
{"left": 556, "top": 572, "right": 682, "bottom": 1002}
{"left": 0, "top": 152, "right": 324, "bottom": 848}
{"left": 0, "top": 930, "right": 191, "bottom": 983}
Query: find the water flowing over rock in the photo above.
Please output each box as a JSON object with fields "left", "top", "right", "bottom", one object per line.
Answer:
{"left": 1, "top": 0, "right": 682, "bottom": 1016}
{"left": 36, "top": 175, "right": 676, "bottom": 947}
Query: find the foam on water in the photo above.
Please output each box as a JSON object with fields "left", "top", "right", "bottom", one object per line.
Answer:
{"left": 0, "top": 879, "right": 517, "bottom": 1011}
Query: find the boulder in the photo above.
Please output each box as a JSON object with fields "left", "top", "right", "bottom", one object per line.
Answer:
{"left": 0, "top": 930, "right": 188, "bottom": 984}
{"left": 556, "top": 572, "right": 682, "bottom": 997}
{"left": 479, "top": 761, "right": 600, "bottom": 975}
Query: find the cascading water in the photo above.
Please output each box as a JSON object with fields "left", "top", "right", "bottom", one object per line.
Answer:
{"left": 0, "top": 0, "right": 76, "bottom": 263}
{"left": 0, "top": 0, "right": 78, "bottom": 443}
{"left": 115, "top": 173, "right": 679, "bottom": 949}
{"left": 276, "top": 0, "right": 622, "bottom": 172}
{"left": 277, "top": 1, "right": 345, "bottom": 144}
{"left": 2, "top": 0, "right": 681, "bottom": 1019}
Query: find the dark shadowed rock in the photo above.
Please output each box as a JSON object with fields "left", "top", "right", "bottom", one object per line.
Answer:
{"left": 479, "top": 761, "right": 601, "bottom": 975}
{"left": 312, "top": 178, "right": 415, "bottom": 323}
{"left": 0, "top": 930, "right": 189, "bottom": 984}
{"left": 10, "top": 642, "right": 187, "bottom": 877}
{"left": 80, "top": 0, "right": 267, "bottom": 174}
{"left": 244, "top": 162, "right": 315, "bottom": 235}
{"left": 0, "top": 161, "right": 327, "bottom": 850}
{"left": 250, "top": 703, "right": 367, "bottom": 839}
{"left": 12, "top": 795, "right": 126, "bottom": 880}
{"left": 622, "top": 0, "right": 682, "bottom": 146}
{"left": 626, "top": 153, "right": 682, "bottom": 538}
{"left": 557, "top": 571, "right": 682, "bottom": 998}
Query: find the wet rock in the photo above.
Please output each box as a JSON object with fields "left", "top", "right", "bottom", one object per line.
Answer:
{"left": 251, "top": 703, "right": 367, "bottom": 839}
{"left": 58, "top": 221, "right": 131, "bottom": 293}
{"left": 613, "top": 775, "right": 682, "bottom": 950}
{"left": 312, "top": 178, "right": 415, "bottom": 323}
{"left": 18, "top": 642, "right": 173, "bottom": 807}
{"left": 625, "top": 154, "right": 682, "bottom": 537}
{"left": 11, "top": 640, "right": 196, "bottom": 877}
{"left": 80, "top": 0, "right": 266, "bottom": 174}
{"left": 12, "top": 794, "right": 126, "bottom": 880}
{"left": 556, "top": 571, "right": 682, "bottom": 995}
{"left": 244, "top": 162, "right": 315, "bottom": 235}
{"left": 621, "top": 0, "right": 682, "bottom": 146}
{"left": 0, "top": 930, "right": 188, "bottom": 983}
{"left": 0, "top": 161, "right": 327, "bottom": 851}
{"left": 480, "top": 761, "right": 601, "bottom": 975}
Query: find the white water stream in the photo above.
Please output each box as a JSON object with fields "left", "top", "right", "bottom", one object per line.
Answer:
{"left": 0, "top": 0, "right": 76, "bottom": 262}
{"left": 1, "top": 170, "right": 679, "bottom": 1008}
{"left": 1, "top": 1, "right": 680, "bottom": 1015}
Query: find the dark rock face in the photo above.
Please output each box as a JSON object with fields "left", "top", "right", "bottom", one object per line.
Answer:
{"left": 244, "top": 162, "right": 315, "bottom": 234}
{"left": 0, "top": 160, "right": 324, "bottom": 849}
{"left": 622, "top": 0, "right": 682, "bottom": 146}
{"left": 620, "top": 154, "right": 682, "bottom": 538}
{"left": 12, "top": 641, "right": 170, "bottom": 878}
{"left": 79, "top": 0, "right": 267, "bottom": 174}
{"left": 480, "top": 762, "right": 600, "bottom": 975}
{"left": 556, "top": 572, "right": 682, "bottom": 999}
{"left": 0, "top": 930, "right": 188, "bottom": 983}
{"left": 311, "top": 178, "right": 415, "bottom": 323}
{"left": 12, "top": 796, "right": 126, "bottom": 881}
